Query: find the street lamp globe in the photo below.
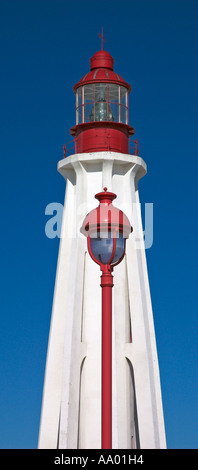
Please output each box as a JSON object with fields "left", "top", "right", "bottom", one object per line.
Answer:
{"left": 80, "top": 187, "right": 132, "bottom": 269}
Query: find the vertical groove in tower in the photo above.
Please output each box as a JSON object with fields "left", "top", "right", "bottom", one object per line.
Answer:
{"left": 38, "top": 44, "right": 166, "bottom": 449}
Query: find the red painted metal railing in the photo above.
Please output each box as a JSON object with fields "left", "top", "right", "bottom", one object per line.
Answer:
{"left": 63, "top": 139, "right": 77, "bottom": 158}
{"left": 62, "top": 137, "right": 140, "bottom": 158}
{"left": 129, "top": 138, "right": 140, "bottom": 156}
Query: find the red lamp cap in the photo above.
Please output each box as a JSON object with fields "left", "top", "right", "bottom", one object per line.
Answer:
{"left": 80, "top": 188, "right": 133, "bottom": 238}
{"left": 95, "top": 187, "right": 117, "bottom": 204}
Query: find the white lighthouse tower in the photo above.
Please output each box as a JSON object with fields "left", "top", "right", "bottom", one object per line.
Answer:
{"left": 38, "top": 41, "right": 166, "bottom": 450}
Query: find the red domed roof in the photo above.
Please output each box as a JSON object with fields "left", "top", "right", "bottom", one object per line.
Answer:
{"left": 73, "top": 49, "right": 131, "bottom": 92}
{"left": 90, "top": 50, "right": 114, "bottom": 70}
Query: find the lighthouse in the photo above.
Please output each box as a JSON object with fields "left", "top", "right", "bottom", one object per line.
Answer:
{"left": 38, "top": 39, "right": 166, "bottom": 449}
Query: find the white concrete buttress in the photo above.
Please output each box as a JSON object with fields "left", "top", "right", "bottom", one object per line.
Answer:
{"left": 38, "top": 151, "right": 166, "bottom": 449}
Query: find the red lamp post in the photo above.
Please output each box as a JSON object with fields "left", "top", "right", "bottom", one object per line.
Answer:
{"left": 81, "top": 188, "right": 132, "bottom": 449}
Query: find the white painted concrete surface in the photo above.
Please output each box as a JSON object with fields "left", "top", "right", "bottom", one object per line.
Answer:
{"left": 38, "top": 152, "right": 166, "bottom": 449}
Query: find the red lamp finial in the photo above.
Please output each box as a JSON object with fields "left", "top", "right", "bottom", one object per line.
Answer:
{"left": 99, "top": 27, "right": 106, "bottom": 51}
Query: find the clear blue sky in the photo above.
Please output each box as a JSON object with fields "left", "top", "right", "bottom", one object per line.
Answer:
{"left": 0, "top": 0, "right": 198, "bottom": 449}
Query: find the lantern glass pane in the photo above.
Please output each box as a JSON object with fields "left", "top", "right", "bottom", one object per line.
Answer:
{"left": 120, "top": 86, "right": 127, "bottom": 106}
{"left": 76, "top": 88, "right": 82, "bottom": 124}
{"left": 76, "top": 84, "right": 128, "bottom": 124}
{"left": 120, "top": 86, "right": 127, "bottom": 123}
{"left": 84, "top": 85, "right": 94, "bottom": 122}
{"left": 77, "top": 87, "right": 82, "bottom": 106}
{"left": 76, "top": 106, "right": 82, "bottom": 124}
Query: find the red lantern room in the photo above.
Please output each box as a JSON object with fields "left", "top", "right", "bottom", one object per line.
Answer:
{"left": 70, "top": 42, "right": 135, "bottom": 155}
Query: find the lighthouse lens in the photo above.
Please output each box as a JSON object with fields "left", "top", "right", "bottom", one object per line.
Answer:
{"left": 90, "top": 100, "right": 114, "bottom": 122}
{"left": 95, "top": 100, "right": 107, "bottom": 121}
{"left": 90, "top": 232, "right": 125, "bottom": 265}
{"left": 89, "top": 83, "right": 114, "bottom": 122}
